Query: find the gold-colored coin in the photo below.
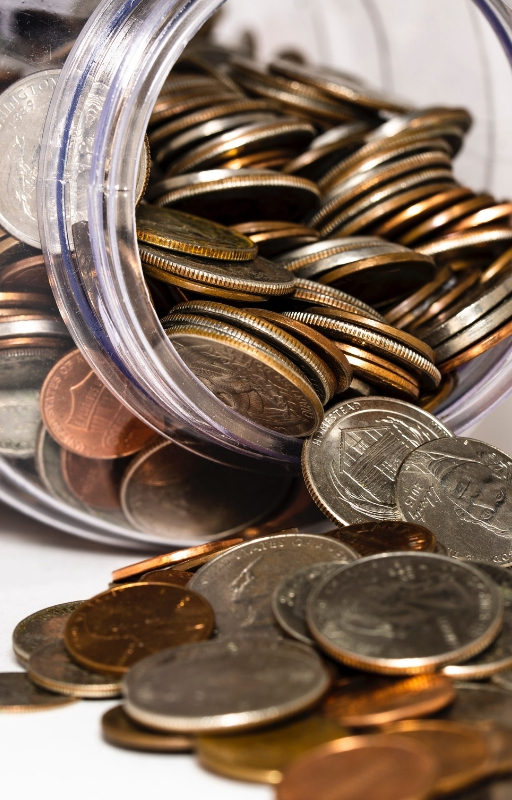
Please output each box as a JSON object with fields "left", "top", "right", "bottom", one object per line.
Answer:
{"left": 330, "top": 520, "right": 436, "bottom": 556}
{"left": 140, "top": 568, "right": 194, "bottom": 585}
{"left": 409, "top": 268, "right": 481, "bottom": 331}
{"left": 381, "top": 719, "right": 494, "bottom": 795}
{"left": 333, "top": 342, "right": 420, "bottom": 400}
{"left": 136, "top": 205, "right": 257, "bottom": 261}
{"left": 64, "top": 583, "right": 215, "bottom": 675}
{"left": 420, "top": 372, "right": 456, "bottom": 412}
{"left": 385, "top": 266, "right": 452, "bottom": 325}
{"left": 448, "top": 201, "right": 512, "bottom": 232}
{"left": 399, "top": 194, "right": 494, "bottom": 246}
{"left": 143, "top": 262, "right": 268, "bottom": 303}
{"left": 277, "top": 237, "right": 384, "bottom": 272}
{"left": 375, "top": 185, "right": 474, "bottom": 238}
{"left": 112, "top": 538, "right": 243, "bottom": 583}
{"left": 438, "top": 316, "right": 512, "bottom": 373}
{"left": 102, "top": 705, "right": 194, "bottom": 752}
{"left": 197, "top": 715, "right": 349, "bottom": 784}
{"left": 165, "top": 318, "right": 324, "bottom": 436}
{"left": 480, "top": 244, "right": 512, "bottom": 285}
{"left": 416, "top": 226, "right": 512, "bottom": 260}
{"left": 215, "top": 148, "right": 297, "bottom": 171}
{"left": 292, "top": 276, "right": 386, "bottom": 321}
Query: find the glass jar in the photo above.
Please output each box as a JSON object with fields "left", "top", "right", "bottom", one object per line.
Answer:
{"left": 1, "top": 0, "right": 512, "bottom": 547}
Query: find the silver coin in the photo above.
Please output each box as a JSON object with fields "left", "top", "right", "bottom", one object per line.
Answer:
{"left": 12, "top": 600, "right": 83, "bottom": 665}
{"left": 28, "top": 640, "right": 122, "bottom": 699}
{"left": 0, "top": 70, "right": 60, "bottom": 247}
{"left": 302, "top": 397, "right": 453, "bottom": 526}
{"left": 0, "top": 346, "right": 67, "bottom": 390}
{"left": 296, "top": 243, "right": 409, "bottom": 280}
{"left": 123, "top": 637, "right": 330, "bottom": 733}
{"left": 0, "top": 387, "right": 41, "bottom": 457}
{"left": 440, "top": 682, "right": 512, "bottom": 728}
{"left": 189, "top": 532, "right": 359, "bottom": 638}
{"left": 442, "top": 563, "right": 512, "bottom": 679}
{"left": 274, "top": 236, "right": 384, "bottom": 265}
{"left": 307, "top": 552, "right": 503, "bottom": 674}
{"left": 434, "top": 294, "right": 512, "bottom": 363}
{"left": 0, "top": 316, "right": 69, "bottom": 340}
{"left": 272, "top": 561, "right": 350, "bottom": 645}
{"left": 396, "top": 437, "right": 512, "bottom": 564}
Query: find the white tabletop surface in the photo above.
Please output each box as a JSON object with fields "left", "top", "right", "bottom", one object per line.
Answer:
{"left": 0, "top": 398, "right": 510, "bottom": 800}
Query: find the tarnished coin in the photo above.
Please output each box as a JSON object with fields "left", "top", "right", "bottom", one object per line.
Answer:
{"left": 276, "top": 734, "right": 438, "bottom": 800}
{"left": 0, "top": 70, "right": 60, "bottom": 247}
{"left": 443, "top": 563, "right": 512, "bottom": 679}
{"left": 396, "top": 437, "right": 512, "bottom": 563}
{"left": 64, "top": 583, "right": 215, "bottom": 675}
{"left": 124, "top": 637, "right": 330, "bottom": 733}
{"left": 102, "top": 705, "right": 194, "bottom": 752}
{"left": 120, "top": 438, "right": 291, "bottom": 542}
{"left": 189, "top": 532, "right": 359, "bottom": 639}
{"left": 40, "top": 349, "right": 156, "bottom": 458}
{"left": 272, "top": 561, "right": 351, "bottom": 645}
{"left": 329, "top": 521, "right": 436, "bottom": 557}
{"left": 302, "top": 398, "right": 452, "bottom": 526}
{"left": 197, "top": 715, "right": 348, "bottom": 784}
{"left": 136, "top": 205, "right": 257, "bottom": 260}
{"left": 12, "top": 600, "right": 83, "bottom": 665}
{"left": 27, "top": 640, "right": 122, "bottom": 699}
{"left": 322, "top": 673, "right": 455, "bottom": 727}
{"left": 307, "top": 552, "right": 503, "bottom": 674}
{"left": 0, "top": 673, "right": 77, "bottom": 712}
{"left": 382, "top": 720, "right": 494, "bottom": 795}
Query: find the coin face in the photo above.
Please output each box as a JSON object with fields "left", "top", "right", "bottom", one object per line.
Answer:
{"left": 40, "top": 349, "right": 156, "bottom": 458}
{"left": 321, "top": 673, "right": 455, "bottom": 727}
{"left": 136, "top": 205, "right": 257, "bottom": 260}
{"left": 442, "top": 563, "right": 512, "bottom": 679}
{"left": 12, "top": 600, "right": 83, "bottom": 664}
{"left": 329, "top": 521, "right": 436, "bottom": 557}
{"left": 276, "top": 734, "right": 438, "bottom": 800}
{"left": 189, "top": 532, "right": 359, "bottom": 638}
{"left": 0, "top": 672, "right": 77, "bottom": 712}
{"left": 28, "top": 640, "right": 122, "bottom": 698}
{"left": 0, "top": 71, "right": 60, "bottom": 247}
{"left": 396, "top": 437, "right": 512, "bottom": 563}
{"left": 307, "top": 552, "right": 503, "bottom": 674}
{"left": 272, "top": 561, "right": 351, "bottom": 645}
{"left": 64, "top": 583, "right": 215, "bottom": 674}
{"left": 302, "top": 398, "right": 452, "bottom": 526}
{"left": 102, "top": 705, "right": 194, "bottom": 752}
{"left": 0, "top": 387, "right": 41, "bottom": 457}
{"left": 60, "top": 449, "right": 123, "bottom": 510}
{"left": 120, "top": 438, "right": 292, "bottom": 542}
{"left": 124, "top": 637, "right": 330, "bottom": 733}
{"left": 197, "top": 715, "right": 348, "bottom": 784}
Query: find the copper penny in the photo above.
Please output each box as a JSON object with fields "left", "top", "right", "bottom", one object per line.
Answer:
{"left": 60, "top": 449, "right": 123, "bottom": 510}
{"left": 64, "top": 583, "right": 215, "bottom": 675}
{"left": 139, "top": 568, "right": 194, "bottom": 586}
{"left": 329, "top": 521, "right": 436, "bottom": 557}
{"left": 102, "top": 705, "right": 194, "bottom": 752}
{"left": 438, "top": 317, "right": 512, "bottom": 373}
{"left": 40, "top": 349, "right": 156, "bottom": 458}
{"left": 322, "top": 673, "right": 455, "bottom": 727}
{"left": 277, "top": 734, "right": 438, "bottom": 800}
{"left": 112, "top": 537, "right": 243, "bottom": 583}
{"left": 0, "top": 291, "right": 55, "bottom": 310}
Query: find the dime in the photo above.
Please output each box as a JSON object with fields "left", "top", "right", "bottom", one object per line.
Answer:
{"left": 136, "top": 205, "right": 257, "bottom": 260}
{"left": 302, "top": 398, "right": 452, "bottom": 526}
{"left": 0, "top": 71, "right": 60, "bottom": 247}
{"left": 276, "top": 734, "right": 438, "bottom": 800}
{"left": 111, "top": 538, "right": 243, "bottom": 583}
{"left": 307, "top": 552, "right": 503, "bottom": 674}
{"left": 396, "top": 437, "right": 512, "bottom": 563}
{"left": 120, "top": 438, "right": 291, "bottom": 542}
{"left": 381, "top": 720, "right": 494, "bottom": 795}
{"left": 124, "top": 637, "right": 330, "bottom": 733}
{"left": 189, "top": 532, "right": 359, "bottom": 639}
{"left": 64, "top": 583, "right": 215, "bottom": 675}
{"left": 60, "top": 449, "right": 123, "bottom": 510}
{"left": 322, "top": 673, "right": 455, "bottom": 727}
{"left": 40, "top": 349, "right": 156, "bottom": 458}
{"left": 12, "top": 600, "right": 83, "bottom": 665}
{"left": 165, "top": 321, "right": 323, "bottom": 436}
{"left": 197, "top": 715, "right": 348, "bottom": 784}
{"left": 0, "top": 673, "right": 77, "bottom": 712}
{"left": 102, "top": 705, "right": 194, "bottom": 752}
{"left": 329, "top": 521, "right": 436, "bottom": 557}
{"left": 442, "top": 563, "right": 512, "bottom": 679}
{"left": 139, "top": 568, "right": 194, "bottom": 586}
{"left": 27, "top": 640, "right": 122, "bottom": 699}
{"left": 272, "top": 561, "right": 352, "bottom": 644}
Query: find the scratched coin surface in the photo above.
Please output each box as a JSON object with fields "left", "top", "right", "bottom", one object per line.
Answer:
{"left": 40, "top": 349, "right": 156, "bottom": 458}
{"left": 189, "top": 532, "right": 359, "bottom": 639}
{"left": 302, "top": 397, "right": 453, "bottom": 526}
{"left": 442, "top": 562, "right": 512, "bottom": 679}
{"left": 27, "top": 640, "right": 122, "bottom": 698}
{"left": 396, "top": 437, "right": 512, "bottom": 564}
{"left": 272, "top": 561, "right": 351, "bottom": 645}
{"left": 102, "top": 705, "right": 194, "bottom": 752}
{"left": 307, "top": 552, "right": 503, "bottom": 674}
{"left": 64, "top": 583, "right": 215, "bottom": 675}
{"left": 0, "top": 672, "right": 77, "bottom": 712}
{"left": 12, "top": 600, "right": 83, "bottom": 665}
{"left": 124, "top": 637, "right": 330, "bottom": 733}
